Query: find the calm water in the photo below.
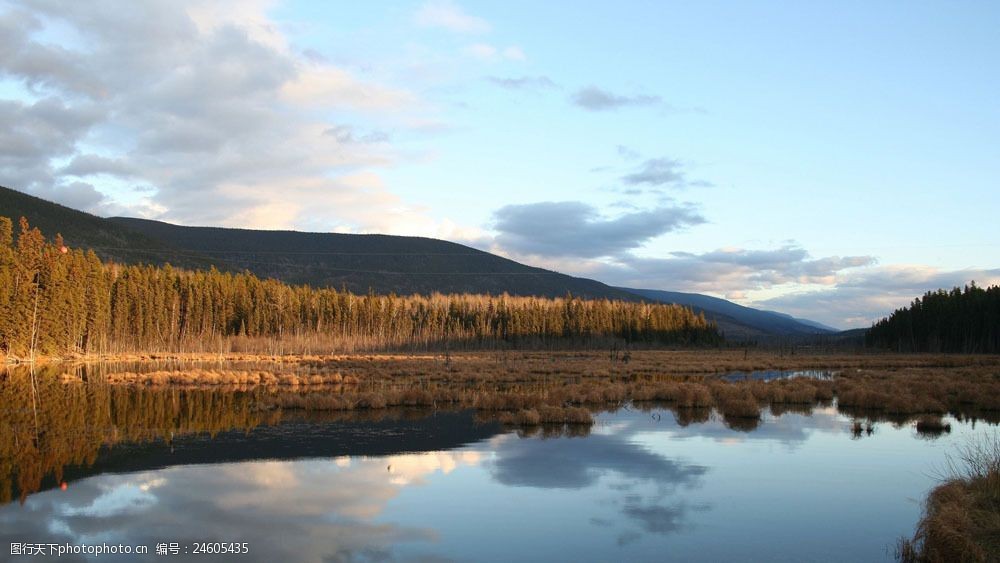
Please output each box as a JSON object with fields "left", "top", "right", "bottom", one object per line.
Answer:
{"left": 2, "top": 380, "right": 994, "bottom": 563}
{"left": 720, "top": 369, "right": 836, "bottom": 382}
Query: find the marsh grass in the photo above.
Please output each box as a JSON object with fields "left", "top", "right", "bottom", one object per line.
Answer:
{"left": 897, "top": 432, "right": 1000, "bottom": 562}
{"left": 6, "top": 352, "right": 1000, "bottom": 505}
{"left": 709, "top": 383, "right": 761, "bottom": 420}
{"left": 7, "top": 350, "right": 1000, "bottom": 433}
{"left": 96, "top": 369, "right": 357, "bottom": 387}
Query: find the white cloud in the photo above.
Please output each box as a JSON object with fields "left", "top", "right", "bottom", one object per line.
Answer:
{"left": 502, "top": 46, "right": 526, "bottom": 61}
{"left": 0, "top": 0, "right": 455, "bottom": 235}
{"left": 415, "top": 0, "right": 490, "bottom": 34}
{"left": 3, "top": 451, "right": 483, "bottom": 562}
{"left": 756, "top": 265, "right": 1000, "bottom": 329}
{"left": 280, "top": 62, "right": 416, "bottom": 112}
{"left": 494, "top": 239, "right": 994, "bottom": 329}
{"left": 575, "top": 245, "right": 876, "bottom": 295}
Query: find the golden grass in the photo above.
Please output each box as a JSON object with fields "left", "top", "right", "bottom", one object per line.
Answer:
{"left": 22, "top": 349, "right": 1000, "bottom": 374}
{"left": 711, "top": 384, "right": 761, "bottom": 419}
{"left": 97, "top": 369, "right": 358, "bottom": 387}
{"left": 498, "top": 406, "right": 593, "bottom": 426}
{"left": 5, "top": 352, "right": 1000, "bottom": 506}
{"left": 7, "top": 351, "right": 1000, "bottom": 430}
{"left": 897, "top": 433, "right": 1000, "bottom": 562}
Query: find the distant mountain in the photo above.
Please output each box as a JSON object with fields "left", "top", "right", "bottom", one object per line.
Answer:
{"left": 787, "top": 316, "right": 839, "bottom": 333}
{"left": 619, "top": 287, "right": 835, "bottom": 338}
{"left": 0, "top": 185, "right": 634, "bottom": 300}
{"left": 107, "top": 217, "right": 640, "bottom": 299}
{"left": 2, "top": 185, "right": 836, "bottom": 337}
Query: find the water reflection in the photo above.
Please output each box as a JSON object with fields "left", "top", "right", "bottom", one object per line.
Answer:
{"left": 720, "top": 369, "right": 836, "bottom": 382}
{"left": 2, "top": 374, "right": 997, "bottom": 561}
{"left": 3, "top": 459, "right": 452, "bottom": 562}
{"left": 490, "top": 428, "right": 706, "bottom": 489}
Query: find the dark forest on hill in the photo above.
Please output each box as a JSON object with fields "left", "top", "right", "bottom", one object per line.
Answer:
{"left": 865, "top": 283, "right": 1000, "bottom": 353}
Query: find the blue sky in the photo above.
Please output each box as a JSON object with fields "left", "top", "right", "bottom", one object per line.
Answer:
{"left": 0, "top": 0, "right": 998, "bottom": 327}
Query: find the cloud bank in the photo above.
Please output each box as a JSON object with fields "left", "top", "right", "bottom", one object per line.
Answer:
{"left": 571, "top": 86, "right": 661, "bottom": 111}
{"left": 0, "top": 0, "right": 445, "bottom": 234}
{"left": 492, "top": 201, "right": 704, "bottom": 259}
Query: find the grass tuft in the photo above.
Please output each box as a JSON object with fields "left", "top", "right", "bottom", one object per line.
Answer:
{"left": 897, "top": 432, "right": 1000, "bottom": 562}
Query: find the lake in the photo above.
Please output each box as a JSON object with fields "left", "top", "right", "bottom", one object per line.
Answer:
{"left": 1, "top": 377, "right": 992, "bottom": 562}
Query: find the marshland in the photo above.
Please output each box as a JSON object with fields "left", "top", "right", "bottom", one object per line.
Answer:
{"left": 4, "top": 350, "right": 1000, "bottom": 561}
{"left": 3, "top": 220, "right": 1000, "bottom": 560}
{"left": 4, "top": 1, "right": 1000, "bottom": 559}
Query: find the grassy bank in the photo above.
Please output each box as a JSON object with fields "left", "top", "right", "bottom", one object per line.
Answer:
{"left": 5, "top": 351, "right": 1000, "bottom": 505}
{"left": 8, "top": 350, "right": 1000, "bottom": 425}
{"left": 898, "top": 433, "right": 1000, "bottom": 562}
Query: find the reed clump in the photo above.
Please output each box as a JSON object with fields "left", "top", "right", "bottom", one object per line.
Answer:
{"left": 499, "top": 409, "right": 541, "bottom": 426}
{"left": 897, "top": 433, "right": 1000, "bottom": 563}
{"left": 499, "top": 405, "right": 594, "bottom": 426}
{"left": 536, "top": 405, "right": 593, "bottom": 424}
{"left": 473, "top": 392, "right": 544, "bottom": 411}
{"left": 97, "top": 368, "right": 355, "bottom": 387}
{"left": 710, "top": 384, "right": 762, "bottom": 420}
{"left": 630, "top": 381, "right": 713, "bottom": 408}
{"left": 396, "top": 388, "right": 436, "bottom": 406}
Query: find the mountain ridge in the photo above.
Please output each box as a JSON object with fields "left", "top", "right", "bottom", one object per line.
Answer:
{"left": 1, "top": 185, "right": 835, "bottom": 337}
{"left": 0, "top": 185, "right": 637, "bottom": 300}
{"left": 106, "top": 216, "right": 641, "bottom": 299}
{"left": 618, "top": 287, "right": 835, "bottom": 338}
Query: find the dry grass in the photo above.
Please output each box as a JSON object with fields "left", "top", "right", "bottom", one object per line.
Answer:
{"left": 498, "top": 406, "right": 594, "bottom": 426}
{"left": 711, "top": 384, "right": 762, "bottom": 419}
{"left": 25, "top": 349, "right": 1000, "bottom": 377}
{"left": 629, "top": 381, "right": 714, "bottom": 407}
{"left": 897, "top": 433, "right": 1000, "bottom": 562}
{"left": 97, "top": 368, "right": 358, "bottom": 387}
{"left": 7, "top": 351, "right": 1000, "bottom": 431}
{"left": 5, "top": 352, "right": 1000, "bottom": 506}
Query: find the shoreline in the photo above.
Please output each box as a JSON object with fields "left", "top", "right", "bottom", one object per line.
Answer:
{"left": 6, "top": 348, "right": 1000, "bottom": 366}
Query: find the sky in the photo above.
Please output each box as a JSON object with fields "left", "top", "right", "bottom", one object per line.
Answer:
{"left": 1, "top": 0, "right": 998, "bottom": 329}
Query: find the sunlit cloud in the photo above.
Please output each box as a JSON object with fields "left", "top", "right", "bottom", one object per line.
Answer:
{"left": 0, "top": 0, "right": 451, "bottom": 235}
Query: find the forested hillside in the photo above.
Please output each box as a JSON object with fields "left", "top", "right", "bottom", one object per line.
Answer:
{"left": 0, "top": 218, "right": 720, "bottom": 358}
{"left": 109, "top": 216, "right": 640, "bottom": 299}
{"left": 865, "top": 284, "right": 1000, "bottom": 353}
{"left": 0, "top": 185, "right": 217, "bottom": 269}
{"left": 0, "top": 185, "right": 638, "bottom": 300}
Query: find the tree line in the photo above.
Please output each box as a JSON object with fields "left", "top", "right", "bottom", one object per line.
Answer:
{"left": 0, "top": 217, "right": 720, "bottom": 358}
{"left": 865, "top": 283, "right": 1000, "bottom": 353}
